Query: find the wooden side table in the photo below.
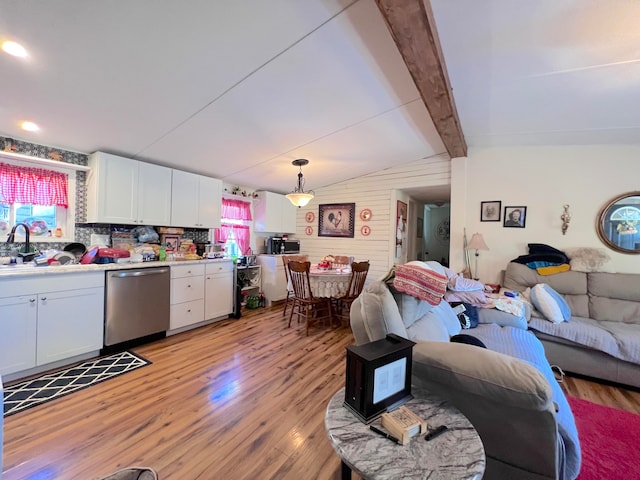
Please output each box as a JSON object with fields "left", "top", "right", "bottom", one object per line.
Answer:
{"left": 325, "top": 387, "right": 485, "bottom": 480}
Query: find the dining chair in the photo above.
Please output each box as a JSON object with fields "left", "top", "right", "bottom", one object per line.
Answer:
{"left": 331, "top": 261, "right": 370, "bottom": 326}
{"left": 287, "top": 260, "right": 333, "bottom": 335}
{"left": 332, "top": 255, "right": 353, "bottom": 268}
{"left": 281, "top": 254, "right": 308, "bottom": 318}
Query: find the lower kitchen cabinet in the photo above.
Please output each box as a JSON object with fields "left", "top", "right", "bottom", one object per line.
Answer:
{"left": 205, "top": 261, "right": 234, "bottom": 320}
{"left": 0, "top": 272, "right": 105, "bottom": 378}
{"left": 36, "top": 287, "right": 104, "bottom": 365}
{"left": 257, "top": 255, "right": 289, "bottom": 307}
{"left": 0, "top": 295, "right": 37, "bottom": 376}
{"left": 170, "top": 264, "right": 205, "bottom": 330}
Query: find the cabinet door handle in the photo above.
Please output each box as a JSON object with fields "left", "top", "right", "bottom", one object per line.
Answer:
{"left": 41, "top": 296, "right": 47, "bottom": 301}
{"left": 187, "top": 284, "right": 191, "bottom": 288}
{"left": 187, "top": 309, "right": 191, "bottom": 313}
{"left": 206, "top": 276, "right": 210, "bottom": 280}
{"left": 30, "top": 298, "right": 36, "bottom": 303}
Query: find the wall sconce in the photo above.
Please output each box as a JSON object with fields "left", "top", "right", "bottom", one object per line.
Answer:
{"left": 561, "top": 204, "right": 571, "bottom": 235}
{"left": 466, "top": 233, "right": 489, "bottom": 281}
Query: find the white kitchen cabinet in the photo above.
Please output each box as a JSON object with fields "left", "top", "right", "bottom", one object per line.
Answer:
{"left": 87, "top": 151, "right": 172, "bottom": 226}
{"left": 204, "top": 261, "right": 234, "bottom": 321}
{"left": 256, "top": 255, "right": 289, "bottom": 306}
{"left": 36, "top": 287, "right": 104, "bottom": 365}
{"left": 0, "top": 272, "right": 105, "bottom": 378}
{"left": 170, "top": 264, "right": 205, "bottom": 330}
{"left": 138, "top": 161, "right": 173, "bottom": 226}
{"left": 171, "top": 170, "right": 222, "bottom": 228}
{"left": 253, "top": 191, "right": 297, "bottom": 233}
{"left": 0, "top": 296, "right": 37, "bottom": 376}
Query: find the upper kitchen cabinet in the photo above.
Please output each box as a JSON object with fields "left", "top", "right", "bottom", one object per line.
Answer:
{"left": 253, "top": 191, "right": 297, "bottom": 233}
{"left": 171, "top": 170, "right": 222, "bottom": 229}
{"left": 87, "top": 152, "right": 172, "bottom": 226}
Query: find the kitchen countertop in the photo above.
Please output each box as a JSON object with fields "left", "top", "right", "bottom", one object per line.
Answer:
{"left": 0, "top": 258, "right": 233, "bottom": 278}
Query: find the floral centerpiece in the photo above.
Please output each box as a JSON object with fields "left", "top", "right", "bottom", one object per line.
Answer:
{"left": 318, "top": 255, "right": 335, "bottom": 270}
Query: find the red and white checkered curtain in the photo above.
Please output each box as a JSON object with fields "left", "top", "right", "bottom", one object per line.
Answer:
{"left": 221, "top": 198, "right": 252, "bottom": 221}
{"left": 0, "top": 162, "right": 68, "bottom": 207}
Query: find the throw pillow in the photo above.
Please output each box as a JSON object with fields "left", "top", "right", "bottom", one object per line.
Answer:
{"left": 530, "top": 284, "right": 571, "bottom": 323}
{"left": 393, "top": 263, "right": 447, "bottom": 306}
{"left": 565, "top": 247, "right": 614, "bottom": 273}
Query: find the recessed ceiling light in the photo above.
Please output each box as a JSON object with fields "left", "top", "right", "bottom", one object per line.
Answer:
{"left": 21, "top": 121, "right": 40, "bottom": 132}
{"left": 2, "top": 40, "right": 28, "bottom": 58}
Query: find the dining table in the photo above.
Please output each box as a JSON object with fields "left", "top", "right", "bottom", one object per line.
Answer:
{"left": 303, "top": 265, "right": 353, "bottom": 298}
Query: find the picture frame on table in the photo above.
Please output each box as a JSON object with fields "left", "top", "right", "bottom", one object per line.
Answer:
{"left": 318, "top": 203, "right": 355, "bottom": 238}
{"left": 503, "top": 206, "right": 527, "bottom": 228}
{"left": 481, "top": 201, "right": 501, "bottom": 222}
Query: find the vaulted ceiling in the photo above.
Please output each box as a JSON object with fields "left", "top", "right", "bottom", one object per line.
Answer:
{"left": 1, "top": 1, "right": 638, "bottom": 203}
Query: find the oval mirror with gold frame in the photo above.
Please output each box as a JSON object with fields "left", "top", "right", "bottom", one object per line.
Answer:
{"left": 596, "top": 191, "right": 640, "bottom": 254}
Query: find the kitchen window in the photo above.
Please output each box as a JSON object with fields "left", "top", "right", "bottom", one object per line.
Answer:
{"left": 215, "top": 198, "right": 252, "bottom": 255}
{"left": 0, "top": 161, "right": 76, "bottom": 241}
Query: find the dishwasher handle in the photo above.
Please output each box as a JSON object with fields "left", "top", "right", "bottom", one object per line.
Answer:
{"left": 110, "top": 268, "right": 170, "bottom": 278}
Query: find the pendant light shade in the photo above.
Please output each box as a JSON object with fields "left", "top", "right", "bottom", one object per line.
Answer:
{"left": 286, "top": 159, "right": 314, "bottom": 207}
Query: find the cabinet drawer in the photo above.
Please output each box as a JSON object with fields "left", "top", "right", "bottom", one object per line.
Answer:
{"left": 171, "top": 276, "right": 204, "bottom": 304}
{"left": 171, "top": 263, "right": 205, "bottom": 279}
{"left": 205, "top": 261, "right": 234, "bottom": 275}
{"left": 0, "top": 272, "right": 104, "bottom": 298}
{"left": 170, "top": 299, "right": 205, "bottom": 330}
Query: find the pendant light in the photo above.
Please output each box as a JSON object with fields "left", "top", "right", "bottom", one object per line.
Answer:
{"left": 285, "top": 159, "right": 314, "bottom": 207}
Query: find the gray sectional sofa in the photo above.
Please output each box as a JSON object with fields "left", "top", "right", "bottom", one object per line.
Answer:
{"left": 350, "top": 262, "right": 581, "bottom": 480}
{"left": 503, "top": 262, "right": 640, "bottom": 388}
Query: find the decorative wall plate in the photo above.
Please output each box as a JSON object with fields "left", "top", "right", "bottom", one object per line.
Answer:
{"left": 361, "top": 225, "right": 371, "bottom": 236}
{"left": 360, "top": 208, "right": 372, "bottom": 221}
{"left": 305, "top": 226, "right": 313, "bottom": 235}
{"left": 305, "top": 211, "right": 315, "bottom": 223}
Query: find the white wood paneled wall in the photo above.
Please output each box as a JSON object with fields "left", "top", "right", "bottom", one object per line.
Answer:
{"left": 295, "top": 154, "right": 451, "bottom": 284}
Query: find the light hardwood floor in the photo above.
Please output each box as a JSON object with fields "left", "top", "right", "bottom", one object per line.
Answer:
{"left": 3, "top": 306, "right": 640, "bottom": 480}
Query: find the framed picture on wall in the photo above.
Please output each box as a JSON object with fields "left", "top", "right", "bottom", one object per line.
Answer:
{"left": 481, "top": 201, "right": 501, "bottom": 222}
{"left": 318, "top": 203, "right": 355, "bottom": 237}
{"left": 396, "top": 201, "right": 408, "bottom": 257}
{"left": 503, "top": 206, "right": 527, "bottom": 228}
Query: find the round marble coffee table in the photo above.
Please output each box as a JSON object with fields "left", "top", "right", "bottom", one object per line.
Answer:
{"left": 325, "top": 387, "right": 485, "bottom": 480}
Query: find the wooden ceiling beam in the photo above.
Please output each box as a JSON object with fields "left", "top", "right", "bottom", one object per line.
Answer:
{"left": 375, "top": 0, "right": 467, "bottom": 158}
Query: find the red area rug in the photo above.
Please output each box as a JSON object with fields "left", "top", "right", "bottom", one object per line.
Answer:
{"left": 568, "top": 396, "right": 640, "bottom": 480}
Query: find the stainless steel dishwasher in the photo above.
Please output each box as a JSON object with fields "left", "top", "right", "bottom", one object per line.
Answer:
{"left": 104, "top": 267, "right": 170, "bottom": 346}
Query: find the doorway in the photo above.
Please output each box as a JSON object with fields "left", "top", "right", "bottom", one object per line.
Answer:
{"left": 417, "top": 204, "right": 450, "bottom": 267}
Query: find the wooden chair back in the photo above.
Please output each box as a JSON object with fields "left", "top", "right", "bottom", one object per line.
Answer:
{"left": 344, "top": 261, "right": 370, "bottom": 300}
{"left": 287, "top": 261, "right": 314, "bottom": 301}
{"left": 282, "top": 255, "right": 309, "bottom": 284}
{"left": 332, "top": 255, "right": 352, "bottom": 267}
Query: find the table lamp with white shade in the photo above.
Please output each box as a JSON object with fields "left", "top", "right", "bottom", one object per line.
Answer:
{"left": 466, "top": 233, "right": 489, "bottom": 281}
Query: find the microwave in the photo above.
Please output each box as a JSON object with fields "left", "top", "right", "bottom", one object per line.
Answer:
{"left": 266, "top": 237, "right": 300, "bottom": 254}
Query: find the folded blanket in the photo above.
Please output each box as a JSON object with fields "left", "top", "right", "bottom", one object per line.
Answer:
{"left": 536, "top": 264, "right": 570, "bottom": 275}
{"left": 393, "top": 263, "right": 447, "bottom": 305}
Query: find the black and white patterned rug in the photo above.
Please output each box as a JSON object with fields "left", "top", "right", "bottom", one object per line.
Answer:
{"left": 3, "top": 351, "right": 151, "bottom": 417}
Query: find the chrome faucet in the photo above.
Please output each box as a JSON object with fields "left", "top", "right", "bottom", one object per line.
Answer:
{"left": 6, "top": 223, "right": 31, "bottom": 255}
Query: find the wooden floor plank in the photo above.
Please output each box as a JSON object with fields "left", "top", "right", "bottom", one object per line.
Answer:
{"left": 3, "top": 305, "right": 639, "bottom": 479}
